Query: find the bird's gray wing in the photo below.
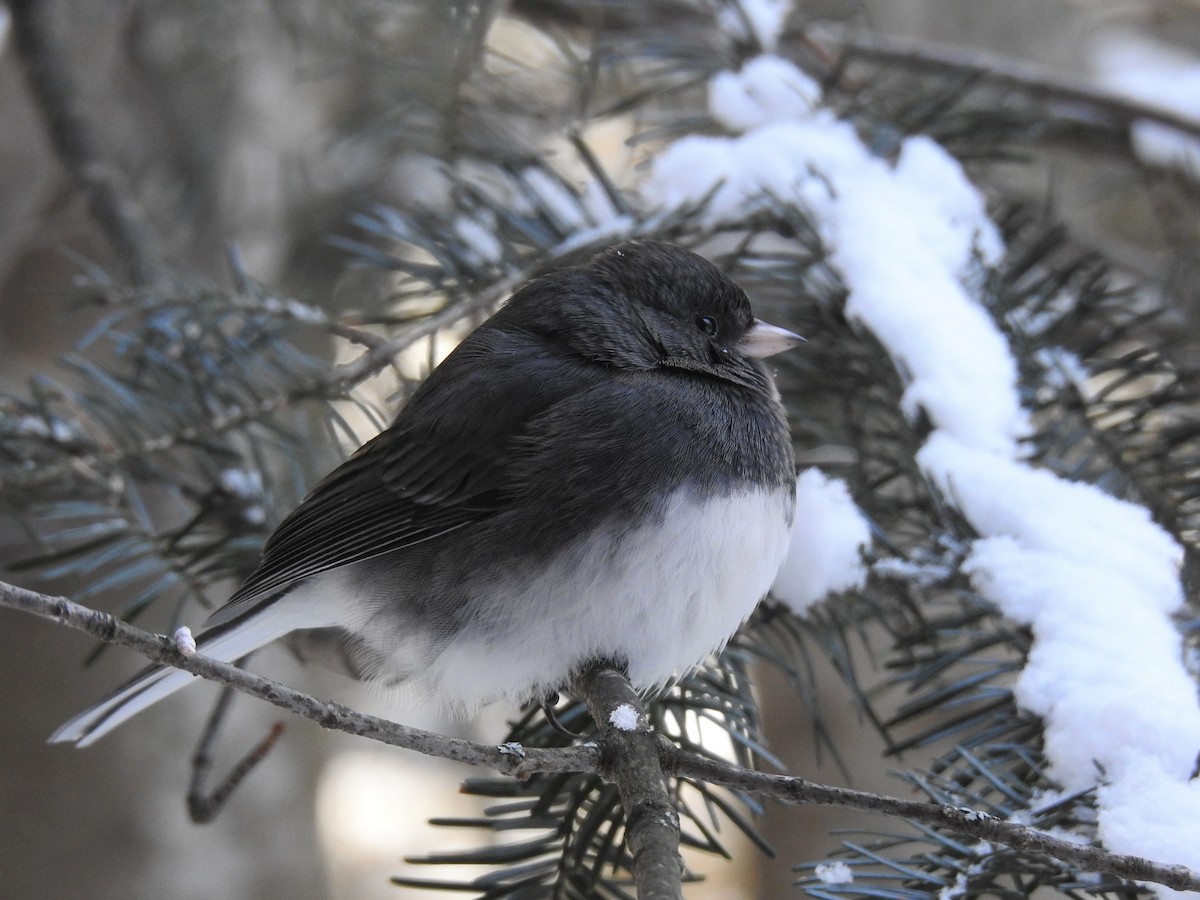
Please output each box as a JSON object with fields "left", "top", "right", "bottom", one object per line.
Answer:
{"left": 207, "top": 327, "right": 605, "bottom": 626}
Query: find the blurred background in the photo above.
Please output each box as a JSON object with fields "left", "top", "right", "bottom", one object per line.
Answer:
{"left": 2, "top": 1, "right": 1199, "bottom": 897}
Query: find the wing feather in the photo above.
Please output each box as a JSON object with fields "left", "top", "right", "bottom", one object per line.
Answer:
{"left": 207, "top": 325, "right": 605, "bottom": 626}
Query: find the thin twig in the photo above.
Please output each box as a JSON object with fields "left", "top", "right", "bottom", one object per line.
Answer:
{"left": 187, "top": 684, "right": 287, "bottom": 824}
{"left": 672, "top": 751, "right": 1200, "bottom": 894}
{"left": 1, "top": 580, "right": 597, "bottom": 776}
{"left": 188, "top": 684, "right": 236, "bottom": 821}
{"left": 4, "top": 578, "right": 1199, "bottom": 894}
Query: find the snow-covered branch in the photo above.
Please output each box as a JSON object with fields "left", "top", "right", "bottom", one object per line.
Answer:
{"left": 4, "top": 577, "right": 1199, "bottom": 895}
{"left": 675, "top": 754, "right": 1200, "bottom": 895}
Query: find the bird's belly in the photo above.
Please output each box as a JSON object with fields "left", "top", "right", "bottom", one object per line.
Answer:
{"left": 382, "top": 484, "right": 793, "bottom": 712}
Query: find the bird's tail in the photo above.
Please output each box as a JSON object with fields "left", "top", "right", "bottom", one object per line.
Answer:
{"left": 49, "top": 584, "right": 339, "bottom": 748}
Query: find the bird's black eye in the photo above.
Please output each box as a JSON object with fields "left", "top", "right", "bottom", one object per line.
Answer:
{"left": 696, "top": 315, "right": 718, "bottom": 337}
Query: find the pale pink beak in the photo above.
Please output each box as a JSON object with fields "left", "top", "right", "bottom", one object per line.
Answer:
{"left": 736, "top": 319, "right": 805, "bottom": 359}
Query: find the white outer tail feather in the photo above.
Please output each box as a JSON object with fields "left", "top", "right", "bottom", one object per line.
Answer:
{"left": 49, "top": 580, "right": 346, "bottom": 747}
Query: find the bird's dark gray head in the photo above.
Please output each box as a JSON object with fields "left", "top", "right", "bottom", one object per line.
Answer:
{"left": 506, "top": 241, "right": 801, "bottom": 385}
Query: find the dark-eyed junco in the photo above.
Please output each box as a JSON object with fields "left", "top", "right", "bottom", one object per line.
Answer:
{"left": 51, "top": 241, "right": 801, "bottom": 746}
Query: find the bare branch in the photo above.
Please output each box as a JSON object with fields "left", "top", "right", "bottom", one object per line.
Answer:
{"left": 4, "top": 576, "right": 1199, "bottom": 894}
{"left": 673, "top": 751, "right": 1200, "bottom": 894}
{"left": 0, "top": 579, "right": 597, "bottom": 777}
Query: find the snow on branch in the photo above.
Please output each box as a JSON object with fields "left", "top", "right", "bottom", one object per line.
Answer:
{"left": 3, "top": 576, "right": 1199, "bottom": 895}
{"left": 641, "top": 35, "right": 1200, "bottom": 896}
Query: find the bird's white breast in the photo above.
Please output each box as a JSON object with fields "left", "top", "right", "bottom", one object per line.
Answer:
{"left": 401, "top": 485, "right": 794, "bottom": 712}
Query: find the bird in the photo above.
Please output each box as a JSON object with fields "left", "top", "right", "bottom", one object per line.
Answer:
{"left": 50, "top": 240, "right": 802, "bottom": 747}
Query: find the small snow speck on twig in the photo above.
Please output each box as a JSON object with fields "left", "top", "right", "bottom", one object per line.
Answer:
{"left": 815, "top": 861, "right": 854, "bottom": 884}
{"left": 609, "top": 703, "right": 641, "bottom": 732}
{"left": 173, "top": 626, "right": 197, "bottom": 657}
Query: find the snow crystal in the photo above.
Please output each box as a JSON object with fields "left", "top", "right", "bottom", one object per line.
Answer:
{"left": 549, "top": 217, "right": 635, "bottom": 257}
{"left": 709, "top": 55, "right": 821, "bottom": 132}
{"left": 173, "top": 626, "right": 197, "bottom": 657}
{"left": 11, "top": 415, "right": 75, "bottom": 442}
{"left": 1034, "top": 346, "right": 1089, "bottom": 391}
{"left": 814, "top": 860, "right": 854, "bottom": 884}
{"left": 1092, "top": 32, "right": 1200, "bottom": 175}
{"left": 13, "top": 416, "right": 50, "bottom": 438}
{"left": 521, "top": 167, "right": 587, "bottom": 231}
{"left": 608, "top": 703, "right": 641, "bottom": 732}
{"left": 716, "top": 0, "right": 792, "bottom": 52}
{"left": 873, "top": 557, "right": 956, "bottom": 587}
{"left": 772, "top": 470, "right": 871, "bottom": 613}
{"left": 581, "top": 180, "right": 621, "bottom": 227}
{"left": 282, "top": 298, "right": 327, "bottom": 324}
{"left": 220, "top": 468, "right": 263, "bottom": 499}
{"left": 453, "top": 215, "right": 504, "bottom": 265}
